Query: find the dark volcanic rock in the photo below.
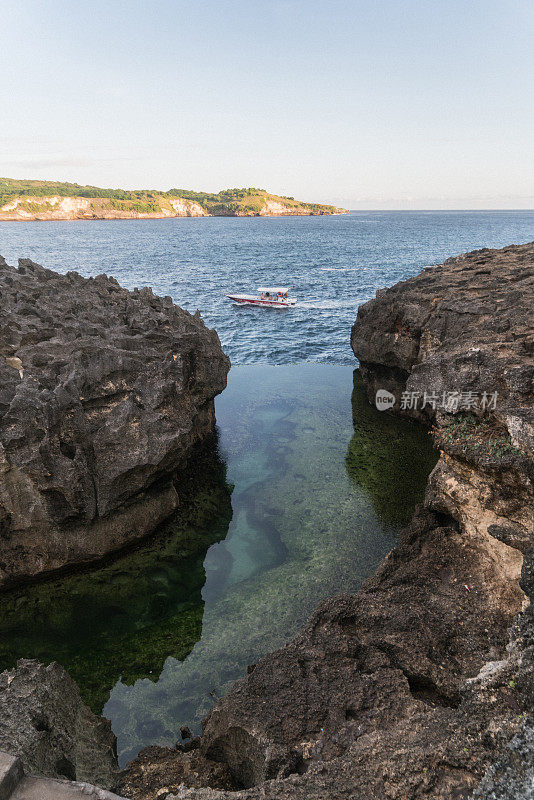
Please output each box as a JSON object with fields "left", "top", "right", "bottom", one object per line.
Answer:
{"left": 350, "top": 241, "right": 533, "bottom": 447}
{"left": 147, "top": 507, "right": 527, "bottom": 800}
{"left": 0, "top": 659, "right": 118, "bottom": 788}
{"left": 121, "top": 242, "right": 533, "bottom": 800}
{"left": 115, "top": 744, "right": 235, "bottom": 799}
{"left": 0, "top": 257, "right": 230, "bottom": 587}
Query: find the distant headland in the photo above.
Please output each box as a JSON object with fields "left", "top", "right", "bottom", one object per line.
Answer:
{"left": 0, "top": 178, "right": 348, "bottom": 220}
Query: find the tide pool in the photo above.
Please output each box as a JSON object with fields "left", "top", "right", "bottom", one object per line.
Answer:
{"left": 0, "top": 365, "right": 437, "bottom": 765}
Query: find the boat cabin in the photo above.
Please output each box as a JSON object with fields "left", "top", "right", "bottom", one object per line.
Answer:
{"left": 258, "top": 286, "right": 290, "bottom": 300}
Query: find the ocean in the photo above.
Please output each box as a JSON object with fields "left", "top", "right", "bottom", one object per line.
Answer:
{"left": 1, "top": 210, "right": 533, "bottom": 365}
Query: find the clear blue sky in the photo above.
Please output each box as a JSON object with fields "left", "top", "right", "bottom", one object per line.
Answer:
{"left": 1, "top": 0, "right": 533, "bottom": 208}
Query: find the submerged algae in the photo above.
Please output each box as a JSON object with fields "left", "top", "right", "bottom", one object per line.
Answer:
{"left": 104, "top": 365, "right": 439, "bottom": 765}
{"left": 346, "top": 372, "right": 439, "bottom": 525}
{"left": 0, "top": 439, "right": 232, "bottom": 713}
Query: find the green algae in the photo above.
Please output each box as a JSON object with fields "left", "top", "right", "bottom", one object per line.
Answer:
{"left": 0, "top": 439, "right": 232, "bottom": 713}
{"left": 103, "top": 365, "right": 438, "bottom": 765}
{"left": 346, "top": 372, "right": 439, "bottom": 526}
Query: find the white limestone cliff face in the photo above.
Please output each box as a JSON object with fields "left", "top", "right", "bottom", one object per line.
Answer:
{"left": 0, "top": 193, "right": 347, "bottom": 220}
{"left": 0, "top": 196, "right": 92, "bottom": 218}
{"left": 0, "top": 195, "right": 206, "bottom": 220}
{"left": 168, "top": 198, "right": 208, "bottom": 216}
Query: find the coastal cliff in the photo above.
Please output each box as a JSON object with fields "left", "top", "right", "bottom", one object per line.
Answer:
{"left": 0, "top": 257, "right": 230, "bottom": 588}
{"left": 0, "top": 180, "right": 348, "bottom": 220}
{"left": 118, "top": 242, "right": 533, "bottom": 799}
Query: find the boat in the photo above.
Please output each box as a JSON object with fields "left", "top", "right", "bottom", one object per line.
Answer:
{"left": 226, "top": 286, "right": 297, "bottom": 308}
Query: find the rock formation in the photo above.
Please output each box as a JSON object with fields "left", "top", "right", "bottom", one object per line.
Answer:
{"left": 0, "top": 195, "right": 208, "bottom": 220}
{"left": 0, "top": 257, "right": 230, "bottom": 587}
{"left": 0, "top": 660, "right": 118, "bottom": 788}
{"left": 0, "top": 748, "right": 129, "bottom": 800}
{"left": 120, "top": 242, "right": 533, "bottom": 799}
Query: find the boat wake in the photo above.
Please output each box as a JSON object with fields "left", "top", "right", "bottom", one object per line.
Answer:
{"left": 298, "top": 299, "right": 354, "bottom": 309}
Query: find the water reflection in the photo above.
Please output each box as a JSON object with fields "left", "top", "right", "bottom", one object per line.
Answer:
{"left": 0, "top": 438, "right": 232, "bottom": 713}
{"left": 346, "top": 372, "right": 439, "bottom": 526}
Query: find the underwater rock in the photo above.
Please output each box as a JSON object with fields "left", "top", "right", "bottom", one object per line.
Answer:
{"left": 0, "top": 256, "right": 230, "bottom": 587}
{"left": 0, "top": 659, "right": 118, "bottom": 789}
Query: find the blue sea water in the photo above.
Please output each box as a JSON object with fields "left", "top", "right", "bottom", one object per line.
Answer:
{"left": 1, "top": 210, "right": 533, "bottom": 364}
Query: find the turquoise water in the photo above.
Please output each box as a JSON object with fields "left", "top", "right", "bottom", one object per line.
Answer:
{"left": 1, "top": 211, "right": 533, "bottom": 364}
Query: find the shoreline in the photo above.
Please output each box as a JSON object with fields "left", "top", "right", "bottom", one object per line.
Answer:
{"left": 0, "top": 211, "right": 349, "bottom": 222}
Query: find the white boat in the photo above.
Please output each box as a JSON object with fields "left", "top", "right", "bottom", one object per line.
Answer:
{"left": 226, "top": 286, "right": 297, "bottom": 308}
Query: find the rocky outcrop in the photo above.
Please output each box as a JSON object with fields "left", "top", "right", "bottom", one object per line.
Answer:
{"left": 0, "top": 257, "right": 230, "bottom": 587}
{"left": 0, "top": 749, "right": 127, "bottom": 800}
{"left": 120, "top": 242, "right": 533, "bottom": 799}
{"left": 351, "top": 241, "right": 533, "bottom": 443}
{"left": 350, "top": 241, "right": 533, "bottom": 626}
{"left": 0, "top": 660, "right": 118, "bottom": 788}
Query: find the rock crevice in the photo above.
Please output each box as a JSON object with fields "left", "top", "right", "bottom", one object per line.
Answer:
{"left": 119, "top": 242, "right": 533, "bottom": 800}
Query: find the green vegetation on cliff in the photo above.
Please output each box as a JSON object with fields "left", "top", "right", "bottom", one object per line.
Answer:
{"left": 0, "top": 178, "right": 165, "bottom": 203}
{"left": 0, "top": 178, "right": 347, "bottom": 218}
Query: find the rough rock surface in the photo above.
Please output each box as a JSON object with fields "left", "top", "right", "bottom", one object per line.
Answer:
{"left": 115, "top": 744, "right": 234, "bottom": 799}
{"left": 121, "top": 242, "right": 533, "bottom": 799}
{"left": 0, "top": 660, "right": 118, "bottom": 789}
{"left": 351, "top": 241, "right": 533, "bottom": 448}
{"left": 0, "top": 749, "right": 127, "bottom": 800}
{"left": 10, "top": 776, "right": 127, "bottom": 800}
{"left": 0, "top": 257, "right": 229, "bottom": 587}
{"left": 470, "top": 550, "right": 534, "bottom": 799}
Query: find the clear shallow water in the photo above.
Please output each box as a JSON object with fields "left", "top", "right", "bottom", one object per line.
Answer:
{"left": 1, "top": 211, "right": 533, "bottom": 364}
{"left": 0, "top": 366, "right": 437, "bottom": 765}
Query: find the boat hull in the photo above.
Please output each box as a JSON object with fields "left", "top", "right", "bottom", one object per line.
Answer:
{"left": 226, "top": 294, "right": 296, "bottom": 308}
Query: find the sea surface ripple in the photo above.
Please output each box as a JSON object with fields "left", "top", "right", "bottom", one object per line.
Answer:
{"left": 1, "top": 210, "right": 533, "bottom": 364}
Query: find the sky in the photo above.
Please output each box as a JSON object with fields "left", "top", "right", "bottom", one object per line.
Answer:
{"left": 1, "top": 0, "right": 533, "bottom": 209}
